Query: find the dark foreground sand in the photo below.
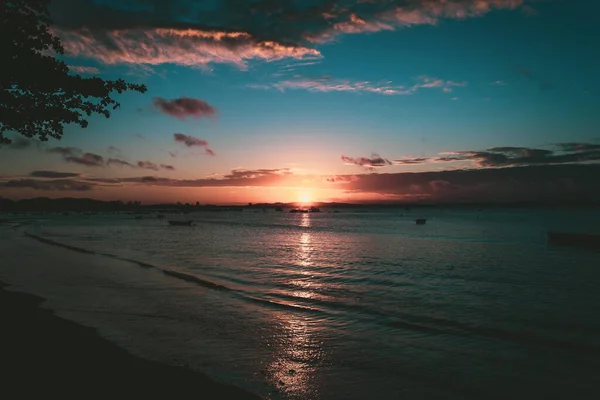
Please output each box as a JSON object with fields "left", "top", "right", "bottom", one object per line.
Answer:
{"left": 0, "top": 281, "right": 261, "bottom": 399}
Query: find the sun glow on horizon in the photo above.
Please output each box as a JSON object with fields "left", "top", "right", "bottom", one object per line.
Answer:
{"left": 298, "top": 190, "right": 313, "bottom": 205}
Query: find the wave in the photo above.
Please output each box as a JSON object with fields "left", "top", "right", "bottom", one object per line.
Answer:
{"left": 24, "top": 231, "right": 324, "bottom": 315}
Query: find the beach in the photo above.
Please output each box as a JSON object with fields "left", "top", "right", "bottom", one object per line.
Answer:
{"left": 1, "top": 209, "right": 600, "bottom": 399}
{"left": 0, "top": 227, "right": 262, "bottom": 399}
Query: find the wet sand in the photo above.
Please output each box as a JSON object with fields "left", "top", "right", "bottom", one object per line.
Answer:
{"left": 0, "top": 281, "right": 261, "bottom": 398}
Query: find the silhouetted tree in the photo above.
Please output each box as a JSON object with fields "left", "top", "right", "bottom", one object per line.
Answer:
{"left": 0, "top": 0, "right": 147, "bottom": 144}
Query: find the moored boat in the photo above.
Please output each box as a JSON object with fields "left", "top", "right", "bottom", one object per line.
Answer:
{"left": 415, "top": 218, "right": 427, "bottom": 225}
{"left": 168, "top": 220, "right": 193, "bottom": 226}
{"left": 547, "top": 231, "right": 600, "bottom": 248}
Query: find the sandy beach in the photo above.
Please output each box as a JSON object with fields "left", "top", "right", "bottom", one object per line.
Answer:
{"left": 0, "top": 226, "right": 262, "bottom": 399}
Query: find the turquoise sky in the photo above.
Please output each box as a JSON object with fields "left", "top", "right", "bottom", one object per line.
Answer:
{"left": 2, "top": 0, "right": 600, "bottom": 204}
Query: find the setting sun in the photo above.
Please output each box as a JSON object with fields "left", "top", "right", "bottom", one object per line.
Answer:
{"left": 299, "top": 191, "right": 312, "bottom": 204}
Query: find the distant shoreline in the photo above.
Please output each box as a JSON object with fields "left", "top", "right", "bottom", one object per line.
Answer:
{"left": 2, "top": 196, "right": 599, "bottom": 214}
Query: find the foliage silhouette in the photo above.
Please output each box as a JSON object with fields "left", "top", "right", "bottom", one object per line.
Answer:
{"left": 0, "top": 0, "right": 147, "bottom": 144}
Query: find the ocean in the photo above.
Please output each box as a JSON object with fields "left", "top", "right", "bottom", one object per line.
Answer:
{"left": 4, "top": 207, "right": 600, "bottom": 399}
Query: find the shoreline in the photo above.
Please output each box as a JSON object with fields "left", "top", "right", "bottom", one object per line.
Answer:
{"left": 0, "top": 279, "right": 262, "bottom": 399}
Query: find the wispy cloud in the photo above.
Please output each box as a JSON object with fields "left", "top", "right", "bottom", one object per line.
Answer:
{"left": 253, "top": 75, "right": 466, "bottom": 96}
{"left": 50, "top": 0, "right": 523, "bottom": 69}
{"left": 390, "top": 142, "right": 600, "bottom": 168}
{"left": 47, "top": 147, "right": 105, "bottom": 167}
{"left": 342, "top": 154, "right": 393, "bottom": 170}
{"left": 107, "top": 158, "right": 136, "bottom": 168}
{"left": 137, "top": 161, "right": 175, "bottom": 171}
{"left": 56, "top": 27, "right": 320, "bottom": 69}
{"left": 173, "top": 133, "right": 215, "bottom": 156}
{"left": 29, "top": 171, "right": 81, "bottom": 179}
{"left": 0, "top": 178, "right": 93, "bottom": 192}
{"left": 68, "top": 65, "right": 100, "bottom": 74}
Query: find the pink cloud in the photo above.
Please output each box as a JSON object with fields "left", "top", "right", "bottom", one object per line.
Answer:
{"left": 56, "top": 28, "right": 321, "bottom": 69}
{"left": 308, "top": 0, "right": 525, "bottom": 42}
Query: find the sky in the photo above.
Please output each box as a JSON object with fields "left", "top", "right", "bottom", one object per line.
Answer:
{"left": 1, "top": 0, "right": 600, "bottom": 204}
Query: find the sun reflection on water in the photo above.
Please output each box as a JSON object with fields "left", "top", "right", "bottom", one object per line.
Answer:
{"left": 263, "top": 220, "right": 326, "bottom": 399}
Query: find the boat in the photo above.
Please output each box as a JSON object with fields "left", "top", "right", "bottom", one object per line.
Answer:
{"left": 415, "top": 218, "right": 427, "bottom": 225}
{"left": 309, "top": 206, "right": 321, "bottom": 213}
{"left": 275, "top": 207, "right": 284, "bottom": 212}
{"left": 547, "top": 231, "right": 600, "bottom": 248}
{"left": 168, "top": 220, "right": 193, "bottom": 226}
{"left": 157, "top": 214, "right": 166, "bottom": 219}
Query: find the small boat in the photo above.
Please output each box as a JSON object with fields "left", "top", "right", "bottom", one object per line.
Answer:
{"left": 275, "top": 207, "right": 284, "bottom": 212}
{"left": 415, "top": 218, "right": 427, "bottom": 225}
{"left": 547, "top": 231, "right": 600, "bottom": 248}
{"left": 168, "top": 220, "right": 193, "bottom": 226}
{"left": 309, "top": 206, "right": 321, "bottom": 213}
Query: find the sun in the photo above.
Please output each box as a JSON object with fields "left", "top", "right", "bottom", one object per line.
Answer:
{"left": 298, "top": 191, "right": 312, "bottom": 205}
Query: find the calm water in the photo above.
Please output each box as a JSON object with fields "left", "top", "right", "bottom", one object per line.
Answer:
{"left": 9, "top": 208, "right": 600, "bottom": 398}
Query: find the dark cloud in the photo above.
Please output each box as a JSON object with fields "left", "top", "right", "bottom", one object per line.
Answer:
{"left": 342, "top": 154, "right": 392, "bottom": 169}
{"left": 47, "top": 147, "right": 105, "bottom": 167}
{"left": 517, "top": 66, "right": 555, "bottom": 91}
{"left": 79, "top": 164, "right": 600, "bottom": 203}
{"left": 0, "top": 137, "right": 42, "bottom": 150}
{"left": 379, "top": 142, "right": 600, "bottom": 168}
{"left": 153, "top": 97, "right": 217, "bottom": 120}
{"left": 173, "top": 133, "right": 215, "bottom": 156}
{"left": 555, "top": 142, "right": 600, "bottom": 152}
{"left": 29, "top": 171, "right": 81, "bottom": 179}
{"left": 136, "top": 161, "right": 175, "bottom": 171}
{"left": 107, "top": 145, "right": 121, "bottom": 154}
{"left": 392, "top": 157, "right": 429, "bottom": 165}
{"left": 107, "top": 158, "right": 136, "bottom": 168}
{"left": 337, "top": 164, "right": 600, "bottom": 203}
{"left": 137, "top": 161, "right": 160, "bottom": 171}
{"left": 0, "top": 179, "right": 93, "bottom": 192}
{"left": 49, "top": 0, "right": 525, "bottom": 68}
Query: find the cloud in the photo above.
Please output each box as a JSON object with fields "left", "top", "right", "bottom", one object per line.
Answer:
{"left": 107, "top": 145, "right": 121, "bottom": 154}
{"left": 173, "top": 133, "right": 215, "bottom": 156}
{"left": 74, "top": 164, "right": 600, "bottom": 204}
{"left": 29, "top": 171, "right": 81, "bottom": 179}
{"left": 47, "top": 147, "right": 105, "bottom": 167}
{"left": 391, "top": 143, "right": 600, "bottom": 168}
{"left": 337, "top": 164, "right": 600, "bottom": 203}
{"left": 254, "top": 75, "right": 466, "bottom": 96}
{"left": 0, "top": 179, "right": 93, "bottom": 192}
{"left": 0, "top": 136, "right": 42, "bottom": 150}
{"left": 135, "top": 134, "right": 146, "bottom": 140}
{"left": 68, "top": 65, "right": 100, "bottom": 74}
{"left": 342, "top": 154, "right": 393, "bottom": 170}
{"left": 518, "top": 66, "right": 555, "bottom": 91}
{"left": 271, "top": 76, "right": 415, "bottom": 95}
{"left": 161, "top": 164, "right": 176, "bottom": 171}
{"left": 107, "top": 158, "right": 136, "bottom": 168}
{"left": 153, "top": 97, "right": 217, "bottom": 120}
{"left": 49, "top": 0, "right": 524, "bottom": 68}
{"left": 392, "top": 157, "right": 430, "bottom": 165}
